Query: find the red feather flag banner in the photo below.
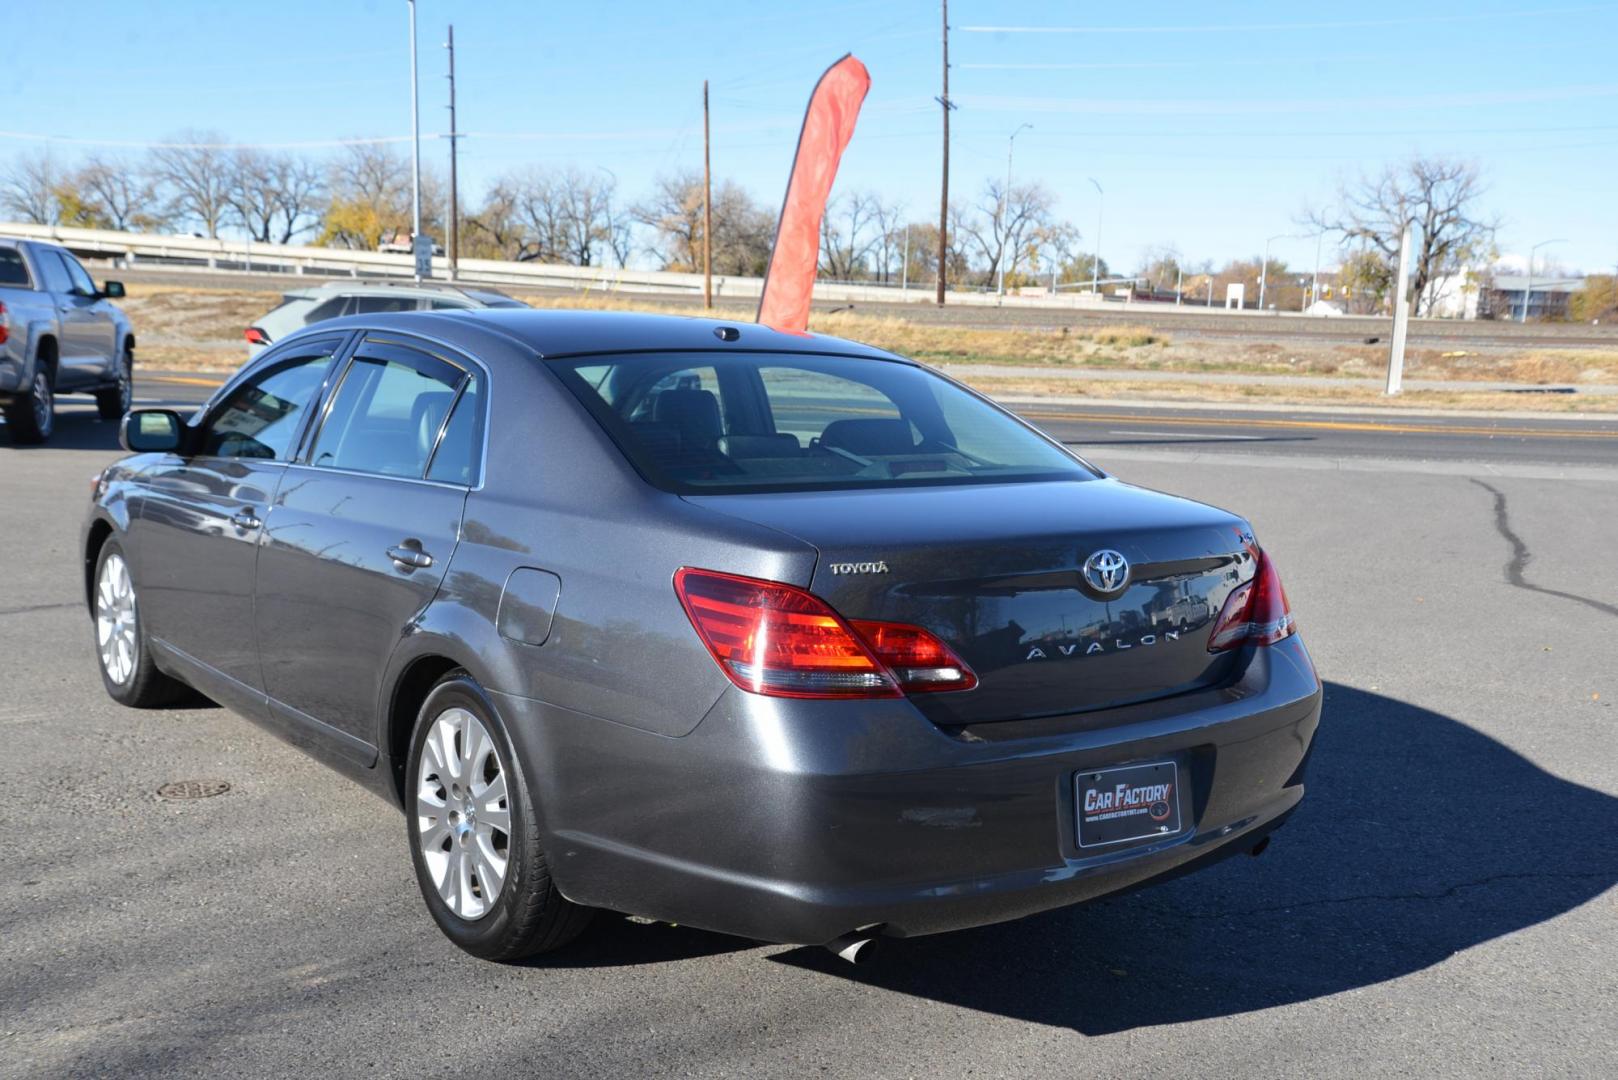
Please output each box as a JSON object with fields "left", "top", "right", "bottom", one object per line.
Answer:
{"left": 756, "top": 54, "right": 871, "bottom": 333}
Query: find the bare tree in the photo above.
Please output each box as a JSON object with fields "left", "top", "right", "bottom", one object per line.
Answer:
{"left": 1030, "top": 220, "right": 1082, "bottom": 288}
{"left": 320, "top": 143, "right": 415, "bottom": 249}
{"left": 633, "top": 171, "right": 773, "bottom": 276}
{"left": 818, "top": 192, "right": 884, "bottom": 280}
{"left": 226, "top": 150, "right": 325, "bottom": 243}
{"left": 901, "top": 214, "right": 973, "bottom": 289}
{"left": 1137, "top": 244, "right": 1183, "bottom": 293}
{"left": 148, "top": 132, "right": 232, "bottom": 237}
{"left": 0, "top": 151, "right": 62, "bottom": 224}
{"left": 75, "top": 156, "right": 166, "bottom": 232}
{"left": 869, "top": 198, "right": 907, "bottom": 283}
{"left": 557, "top": 168, "right": 616, "bottom": 267}
{"left": 1308, "top": 157, "right": 1498, "bottom": 316}
{"left": 956, "top": 179, "right": 1057, "bottom": 288}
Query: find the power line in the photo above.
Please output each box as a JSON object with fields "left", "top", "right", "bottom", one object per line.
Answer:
{"left": 0, "top": 131, "right": 418, "bottom": 150}
{"left": 959, "top": 4, "right": 1617, "bottom": 35}
{"left": 959, "top": 82, "right": 1618, "bottom": 116}
{"left": 960, "top": 55, "right": 1392, "bottom": 71}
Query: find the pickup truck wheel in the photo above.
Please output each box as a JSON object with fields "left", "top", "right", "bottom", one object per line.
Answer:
{"left": 93, "top": 540, "right": 190, "bottom": 708}
{"left": 4, "top": 368, "right": 54, "bottom": 444}
{"left": 96, "top": 348, "right": 133, "bottom": 420}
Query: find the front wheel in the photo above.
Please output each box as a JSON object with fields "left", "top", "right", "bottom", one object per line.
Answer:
{"left": 96, "top": 347, "right": 133, "bottom": 420}
{"left": 4, "top": 368, "right": 54, "bottom": 444}
{"left": 93, "top": 540, "right": 189, "bottom": 707}
{"left": 406, "top": 672, "right": 593, "bottom": 960}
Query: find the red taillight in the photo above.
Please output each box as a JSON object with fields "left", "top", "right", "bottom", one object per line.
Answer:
{"left": 0, "top": 300, "right": 9, "bottom": 345}
{"left": 244, "top": 326, "right": 269, "bottom": 345}
{"left": 673, "top": 568, "right": 977, "bottom": 699}
{"left": 1208, "top": 551, "right": 1296, "bottom": 652}
{"left": 850, "top": 619, "right": 978, "bottom": 693}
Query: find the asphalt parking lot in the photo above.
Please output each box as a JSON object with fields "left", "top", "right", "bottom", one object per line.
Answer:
{"left": 3, "top": 388, "right": 1616, "bottom": 1078}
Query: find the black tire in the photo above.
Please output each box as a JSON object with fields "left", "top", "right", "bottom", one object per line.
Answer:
{"left": 92, "top": 540, "right": 190, "bottom": 708}
{"left": 406, "top": 671, "right": 593, "bottom": 961}
{"left": 96, "top": 346, "right": 133, "bottom": 420}
{"left": 4, "top": 365, "right": 54, "bottom": 445}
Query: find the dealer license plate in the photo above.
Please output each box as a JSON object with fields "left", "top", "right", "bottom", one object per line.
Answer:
{"left": 1075, "top": 760, "right": 1185, "bottom": 849}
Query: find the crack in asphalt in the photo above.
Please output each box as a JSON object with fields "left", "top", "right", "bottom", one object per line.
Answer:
{"left": 1131, "top": 869, "right": 1617, "bottom": 921}
{"left": 0, "top": 601, "right": 80, "bottom": 618}
{"left": 1471, "top": 479, "right": 1618, "bottom": 619}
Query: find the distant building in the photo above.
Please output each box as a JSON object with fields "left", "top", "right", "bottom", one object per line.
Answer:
{"left": 1421, "top": 272, "right": 1481, "bottom": 319}
{"left": 1477, "top": 274, "right": 1584, "bottom": 321}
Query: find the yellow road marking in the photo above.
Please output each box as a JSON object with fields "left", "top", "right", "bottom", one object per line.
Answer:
{"left": 1019, "top": 409, "right": 1618, "bottom": 441}
{"left": 147, "top": 374, "right": 226, "bottom": 387}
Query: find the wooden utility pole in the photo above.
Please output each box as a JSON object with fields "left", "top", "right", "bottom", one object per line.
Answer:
{"left": 703, "top": 79, "right": 713, "bottom": 309}
{"left": 445, "top": 24, "right": 459, "bottom": 279}
{"left": 935, "top": 0, "right": 952, "bottom": 306}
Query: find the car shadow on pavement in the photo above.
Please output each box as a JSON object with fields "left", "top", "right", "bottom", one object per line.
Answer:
{"left": 767, "top": 682, "right": 1618, "bottom": 1035}
{"left": 536, "top": 914, "right": 756, "bottom": 967}
{"left": 2, "top": 401, "right": 200, "bottom": 452}
{"left": 2, "top": 410, "right": 123, "bottom": 452}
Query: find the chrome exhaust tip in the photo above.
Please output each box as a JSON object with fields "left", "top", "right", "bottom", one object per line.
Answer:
{"left": 825, "top": 929, "right": 882, "bottom": 964}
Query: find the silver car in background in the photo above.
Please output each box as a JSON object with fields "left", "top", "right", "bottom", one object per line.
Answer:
{"left": 245, "top": 279, "right": 528, "bottom": 355}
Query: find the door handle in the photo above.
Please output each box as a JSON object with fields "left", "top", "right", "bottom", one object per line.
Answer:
{"left": 230, "top": 508, "right": 262, "bottom": 531}
{"left": 387, "top": 542, "right": 434, "bottom": 571}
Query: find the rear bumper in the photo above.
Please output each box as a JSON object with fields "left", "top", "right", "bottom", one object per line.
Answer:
{"left": 495, "top": 635, "right": 1321, "bottom": 945}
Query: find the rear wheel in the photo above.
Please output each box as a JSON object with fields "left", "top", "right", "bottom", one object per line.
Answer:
{"left": 4, "top": 368, "right": 54, "bottom": 444}
{"left": 93, "top": 541, "right": 189, "bottom": 707}
{"left": 406, "top": 672, "right": 593, "bottom": 960}
{"left": 96, "top": 346, "right": 133, "bottom": 420}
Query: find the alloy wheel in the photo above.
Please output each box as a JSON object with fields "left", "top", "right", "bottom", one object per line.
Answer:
{"left": 415, "top": 707, "right": 512, "bottom": 920}
{"left": 96, "top": 553, "right": 137, "bottom": 685}
{"left": 32, "top": 371, "right": 53, "bottom": 436}
{"left": 117, "top": 354, "right": 132, "bottom": 412}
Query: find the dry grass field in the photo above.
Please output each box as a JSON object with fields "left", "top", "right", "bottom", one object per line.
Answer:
{"left": 121, "top": 283, "right": 1618, "bottom": 412}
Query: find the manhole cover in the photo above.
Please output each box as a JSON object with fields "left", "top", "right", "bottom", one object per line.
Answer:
{"left": 157, "top": 780, "right": 231, "bottom": 801}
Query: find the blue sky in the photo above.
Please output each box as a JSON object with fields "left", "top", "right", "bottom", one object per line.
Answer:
{"left": 6, "top": 0, "right": 1617, "bottom": 274}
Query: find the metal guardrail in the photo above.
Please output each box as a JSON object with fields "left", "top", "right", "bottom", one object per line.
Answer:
{"left": 0, "top": 221, "right": 1130, "bottom": 311}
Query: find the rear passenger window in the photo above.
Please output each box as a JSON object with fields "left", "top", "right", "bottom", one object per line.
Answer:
{"left": 0, "top": 248, "right": 30, "bottom": 286}
{"left": 303, "top": 298, "right": 348, "bottom": 324}
{"left": 350, "top": 295, "right": 419, "bottom": 314}
{"left": 425, "top": 375, "right": 482, "bottom": 485}
{"left": 310, "top": 349, "right": 468, "bottom": 479}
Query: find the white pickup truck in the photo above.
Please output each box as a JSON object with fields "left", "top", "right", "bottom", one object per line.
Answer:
{"left": 0, "top": 237, "right": 134, "bottom": 444}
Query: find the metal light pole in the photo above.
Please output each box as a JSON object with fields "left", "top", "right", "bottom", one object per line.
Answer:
{"left": 1523, "top": 237, "right": 1568, "bottom": 322}
{"left": 597, "top": 165, "right": 618, "bottom": 269}
{"left": 444, "top": 23, "right": 458, "bottom": 280}
{"left": 1310, "top": 229, "right": 1325, "bottom": 309}
{"left": 407, "top": 0, "right": 423, "bottom": 279}
{"left": 901, "top": 224, "right": 910, "bottom": 296}
{"left": 996, "top": 123, "right": 1032, "bottom": 300}
{"left": 1259, "top": 233, "right": 1290, "bottom": 312}
{"left": 1087, "top": 177, "right": 1103, "bottom": 297}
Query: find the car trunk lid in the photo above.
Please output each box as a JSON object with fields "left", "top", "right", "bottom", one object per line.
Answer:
{"left": 683, "top": 479, "right": 1257, "bottom": 725}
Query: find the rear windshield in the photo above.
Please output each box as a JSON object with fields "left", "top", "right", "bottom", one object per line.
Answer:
{"left": 552, "top": 351, "right": 1097, "bottom": 495}
{"left": 463, "top": 288, "right": 526, "bottom": 308}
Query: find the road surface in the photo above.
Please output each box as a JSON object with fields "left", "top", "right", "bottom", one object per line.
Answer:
{"left": 3, "top": 366, "right": 1615, "bottom": 1078}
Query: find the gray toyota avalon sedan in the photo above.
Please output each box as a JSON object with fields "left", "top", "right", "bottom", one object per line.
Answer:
{"left": 83, "top": 309, "right": 1320, "bottom": 963}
